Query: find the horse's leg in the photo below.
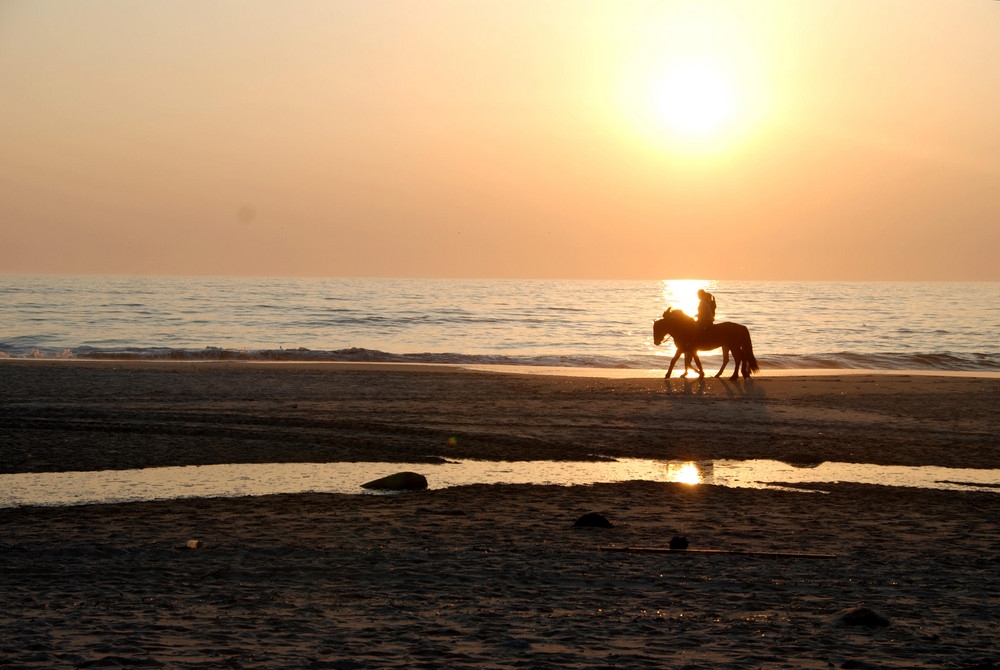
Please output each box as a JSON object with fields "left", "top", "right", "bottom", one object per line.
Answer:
{"left": 715, "top": 348, "right": 729, "bottom": 378}
{"left": 666, "top": 350, "right": 682, "bottom": 378}
{"left": 693, "top": 352, "right": 705, "bottom": 378}
{"left": 680, "top": 351, "right": 691, "bottom": 377}
{"left": 730, "top": 349, "right": 742, "bottom": 381}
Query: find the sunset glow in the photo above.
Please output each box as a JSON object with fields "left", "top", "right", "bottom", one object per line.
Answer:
{"left": 1, "top": 1, "right": 998, "bottom": 280}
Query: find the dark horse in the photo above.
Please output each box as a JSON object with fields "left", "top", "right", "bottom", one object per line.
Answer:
{"left": 653, "top": 307, "right": 759, "bottom": 380}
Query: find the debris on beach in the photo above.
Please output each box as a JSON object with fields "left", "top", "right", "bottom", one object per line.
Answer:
{"left": 361, "top": 472, "right": 428, "bottom": 491}
{"left": 416, "top": 507, "right": 467, "bottom": 516}
{"left": 600, "top": 545, "right": 836, "bottom": 558}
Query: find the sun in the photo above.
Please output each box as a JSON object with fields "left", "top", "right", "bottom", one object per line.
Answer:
{"left": 618, "top": 56, "right": 750, "bottom": 154}
{"left": 614, "top": 4, "right": 768, "bottom": 157}
{"left": 653, "top": 62, "right": 735, "bottom": 138}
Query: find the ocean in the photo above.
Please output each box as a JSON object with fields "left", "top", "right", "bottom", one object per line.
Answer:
{"left": 2, "top": 275, "right": 999, "bottom": 373}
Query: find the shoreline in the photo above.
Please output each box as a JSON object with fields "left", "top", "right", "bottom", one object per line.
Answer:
{"left": 4, "top": 356, "right": 1000, "bottom": 379}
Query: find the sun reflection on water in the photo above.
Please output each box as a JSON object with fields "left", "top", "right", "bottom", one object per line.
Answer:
{"left": 652, "top": 280, "right": 715, "bottom": 359}
{"left": 3, "top": 459, "right": 1000, "bottom": 508}
{"left": 660, "top": 279, "right": 712, "bottom": 317}
{"left": 667, "top": 461, "right": 702, "bottom": 485}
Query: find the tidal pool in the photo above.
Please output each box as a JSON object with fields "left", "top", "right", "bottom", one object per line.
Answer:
{"left": 2, "top": 459, "right": 999, "bottom": 509}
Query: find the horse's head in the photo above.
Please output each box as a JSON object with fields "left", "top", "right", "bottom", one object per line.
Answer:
{"left": 652, "top": 308, "right": 672, "bottom": 345}
{"left": 653, "top": 307, "right": 695, "bottom": 345}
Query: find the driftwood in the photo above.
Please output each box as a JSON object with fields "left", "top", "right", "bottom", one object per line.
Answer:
{"left": 599, "top": 546, "right": 836, "bottom": 559}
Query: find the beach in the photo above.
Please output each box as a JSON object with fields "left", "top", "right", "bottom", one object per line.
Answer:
{"left": 2, "top": 361, "right": 999, "bottom": 668}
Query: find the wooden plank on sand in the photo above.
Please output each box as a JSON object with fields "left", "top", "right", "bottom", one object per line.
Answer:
{"left": 600, "top": 546, "right": 836, "bottom": 559}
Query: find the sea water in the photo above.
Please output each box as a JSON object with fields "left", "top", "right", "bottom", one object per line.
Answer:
{"left": 3, "top": 275, "right": 999, "bottom": 372}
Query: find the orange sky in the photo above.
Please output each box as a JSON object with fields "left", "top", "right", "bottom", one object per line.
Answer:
{"left": 2, "top": 0, "right": 998, "bottom": 280}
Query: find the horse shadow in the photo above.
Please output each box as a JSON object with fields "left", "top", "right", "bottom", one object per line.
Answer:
{"left": 663, "top": 376, "right": 766, "bottom": 399}
{"left": 659, "top": 376, "right": 775, "bottom": 467}
{"left": 663, "top": 376, "right": 707, "bottom": 396}
{"left": 656, "top": 376, "right": 826, "bottom": 483}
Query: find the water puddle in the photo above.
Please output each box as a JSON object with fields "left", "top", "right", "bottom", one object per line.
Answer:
{"left": 2, "top": 459, "right": 999, "bottom": 509}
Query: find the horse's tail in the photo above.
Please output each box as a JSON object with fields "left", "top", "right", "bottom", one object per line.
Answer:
{"left": 742, "top": 326, "right": 760, "bottom": 374}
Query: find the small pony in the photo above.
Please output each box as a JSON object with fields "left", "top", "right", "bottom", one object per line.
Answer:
{"left": 653, "top": 307, "right": 759, "bottom": 380}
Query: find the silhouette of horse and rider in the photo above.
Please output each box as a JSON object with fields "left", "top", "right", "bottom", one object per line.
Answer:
{"left": 653, "top": 289, "right": 759, "bottom": 380}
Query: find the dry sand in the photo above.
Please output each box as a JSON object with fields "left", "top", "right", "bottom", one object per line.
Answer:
{"left": 1, "top": 360, "right": 999, "bottom": 669}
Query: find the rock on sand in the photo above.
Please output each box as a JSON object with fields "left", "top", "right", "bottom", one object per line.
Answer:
{"left": 361, "top": 472, "right": 428, "bottom": 491}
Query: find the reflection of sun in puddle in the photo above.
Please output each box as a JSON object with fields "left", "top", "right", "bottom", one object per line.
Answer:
{"left": 3, "top": 458, "right": 999, "bottom": 508}
{"left": 667, "top": 461, "right": 702, "bottom": 485}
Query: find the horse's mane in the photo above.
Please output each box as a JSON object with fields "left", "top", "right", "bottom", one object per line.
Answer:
{"left": 664, "top": 308, "right": 696, "bottom": 326}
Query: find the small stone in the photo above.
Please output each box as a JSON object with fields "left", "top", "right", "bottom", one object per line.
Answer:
{"left": 573, "top": 512, "right": 612, "bottom": 528}
{"left": 834, "top": 606, "right": 890, "bottom": 628}
{"left": 186, "top": 539, "right": 202, "bottom": 549}
{"left": 361, "top": 472, "right": 428, "bottom": 491}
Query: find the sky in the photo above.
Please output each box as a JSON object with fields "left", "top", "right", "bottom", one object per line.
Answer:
{"left": 1, "top": 0, "right": 998, "bottom": 281}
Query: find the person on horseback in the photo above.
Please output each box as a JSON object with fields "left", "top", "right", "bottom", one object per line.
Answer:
{"left": 653, "top": 300, "right": 759, "bottom": 380}
{"left": 696, "top": 289, "right": 716, "bottom": 333}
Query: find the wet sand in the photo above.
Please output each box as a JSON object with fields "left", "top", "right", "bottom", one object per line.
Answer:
{"left": 2, "top": 360, "right": 999, "bottom": 668}
{"left": 3, "top": 360, "right": 999, "bottom": 472}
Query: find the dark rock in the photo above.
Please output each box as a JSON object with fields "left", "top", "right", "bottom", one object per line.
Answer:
{"left": 669, "top": 536, "right": 689, "bottom": 550}
{"left": 780, "top": 453, "right": 825, "bottom": 468}
{"left": 573, "top": 512, "right": 612, "bottom": 528}
{"left": 361, "top": 472, "right": 428, "bottom": 491}
{"left": 834, "top": 606, "right": 890, "bottom": 628}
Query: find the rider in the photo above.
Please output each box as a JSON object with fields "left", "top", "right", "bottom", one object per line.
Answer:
{"left": 696, "top": 289, "right": 716, "bottom": 333}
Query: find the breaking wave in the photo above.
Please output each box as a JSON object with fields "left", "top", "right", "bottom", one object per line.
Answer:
{"left": 3, "top": 345, "right": 999, "bottom": 373}
{"left": 4, "top": 277, "right": 1000, "bottom": 374}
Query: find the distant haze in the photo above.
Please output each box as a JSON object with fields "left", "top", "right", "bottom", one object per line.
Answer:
{"left": 2, "top": 1, "right": 998, "bottom": 280}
